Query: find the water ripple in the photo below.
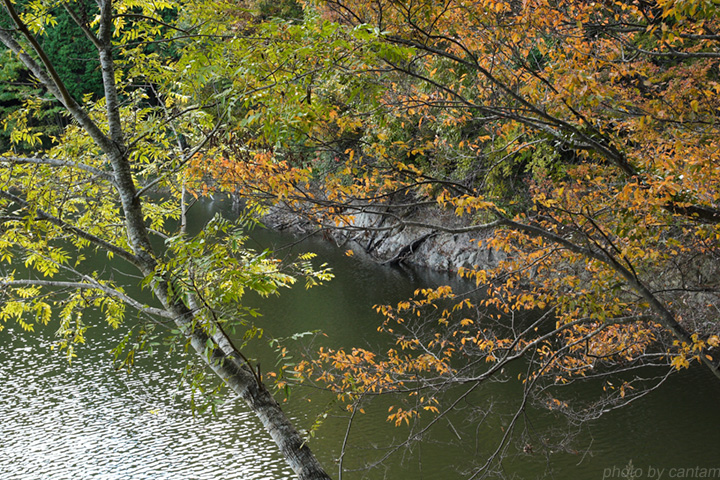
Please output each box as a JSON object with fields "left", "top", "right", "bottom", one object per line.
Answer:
{"left": 0, "top": 326, "right": 293, "bottom": 480}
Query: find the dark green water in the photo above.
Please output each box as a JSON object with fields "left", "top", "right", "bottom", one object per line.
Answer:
{"left": 1, "top": 198, "right": 718, "bottom": 479}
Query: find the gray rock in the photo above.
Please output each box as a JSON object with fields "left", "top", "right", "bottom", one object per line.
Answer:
{"left": 261, "top": 201, "right": 503, "bottom": 272}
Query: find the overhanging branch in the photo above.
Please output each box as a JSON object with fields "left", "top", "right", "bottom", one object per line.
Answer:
{"left": 498, "top": 215, "right": 720, "bottom": 381}
{"left": 0, "top": 188, "right": 140, "bottom": 266}
{"left": 2, "top": 156, "right": 115, "bottom": 183}
{"left": 2, "top": 278, "right": 172, "bottom": 319}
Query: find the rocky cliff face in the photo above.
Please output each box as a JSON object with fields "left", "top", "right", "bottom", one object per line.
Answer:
{"left": 261, "top": 203, "right": 504, "bottom": 273}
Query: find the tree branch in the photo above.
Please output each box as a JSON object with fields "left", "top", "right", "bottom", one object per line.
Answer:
{"left": 135, "top": 115, "right": 225, "bottom": 199}
{"left": 0, "top": 1, "right": 120, "bottom": 159}
{"left": 0, "top": 188, "right": 141, "bottom": 266}
{"left": 1, "top": 155, "right": 115, "bottom": 183}
{"left": 1, "top": 0, "right": 77, "bottom": 108}
{"left": 2, "top": 279, "right": 172, "bottom": 319}
{"left": 97, "top": 0, "right": 125, "bottom": 148}
{"left": 60, "top": 1, "right": 102, "bottom": 49}
{"left": 498, "top": 215, "right": 720, "bottom": 381}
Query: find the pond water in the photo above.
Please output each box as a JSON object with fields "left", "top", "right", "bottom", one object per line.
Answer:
{"left": 1, "top": 198, "right": 719, "bottom": 479}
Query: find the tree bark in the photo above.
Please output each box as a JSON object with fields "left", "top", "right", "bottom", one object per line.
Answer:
{"left": 0, "top": 2, "right": 333, "bottom": 477}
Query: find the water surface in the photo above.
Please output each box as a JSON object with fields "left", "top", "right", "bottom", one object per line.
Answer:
{"left": 1, "top": 199, "right": 719, "bottom": 479}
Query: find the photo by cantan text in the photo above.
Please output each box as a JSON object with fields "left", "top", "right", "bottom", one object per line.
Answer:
{"left": 602, "top": 461, "right": 720, "bottom": 480}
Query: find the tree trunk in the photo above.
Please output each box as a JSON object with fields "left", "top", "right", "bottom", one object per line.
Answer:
{"left": 0, "top": 1, "right": 334, "bottom": 477}
{"left": 165, "top": 295, "right": 333, "bottom": 480}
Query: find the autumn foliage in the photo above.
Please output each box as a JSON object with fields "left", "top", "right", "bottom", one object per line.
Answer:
{"left": 3, "top": 0, "right": 715, "bottom": 473}
{"left": 178, "top": 0, "right": 720, "bottom": 466}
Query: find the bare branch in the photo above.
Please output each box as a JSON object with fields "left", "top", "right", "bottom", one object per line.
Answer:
{"left": 1, "top": 0, "right": 77, "bottom": 108}
{"left": 0, "top": 1, "right": 119, "bottom": 159}
{"left": 60, "top": 1, "right": 102, "bottom": 49}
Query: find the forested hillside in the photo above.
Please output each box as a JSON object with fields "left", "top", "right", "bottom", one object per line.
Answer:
{"left": 2, "top": 0, "right": 719, "bottom": 477}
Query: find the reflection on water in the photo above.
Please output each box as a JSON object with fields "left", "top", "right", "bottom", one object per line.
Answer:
{"left": 0, "top": 326, "right": 293, "bottom": 479}
{"left": 245, "top": 227, "right": 720, "bottom": 479}
{"left": 1, "top": 197, "right": 719, "bottom": 479}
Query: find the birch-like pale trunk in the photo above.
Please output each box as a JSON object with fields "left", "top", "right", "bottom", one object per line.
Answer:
{"left": 0, "top": 1, "right": 332, "bottom": 477}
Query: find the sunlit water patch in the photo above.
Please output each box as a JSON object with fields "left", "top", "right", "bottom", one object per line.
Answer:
{"left": 0, "top": 326, "right": 292, "bottom": 480}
